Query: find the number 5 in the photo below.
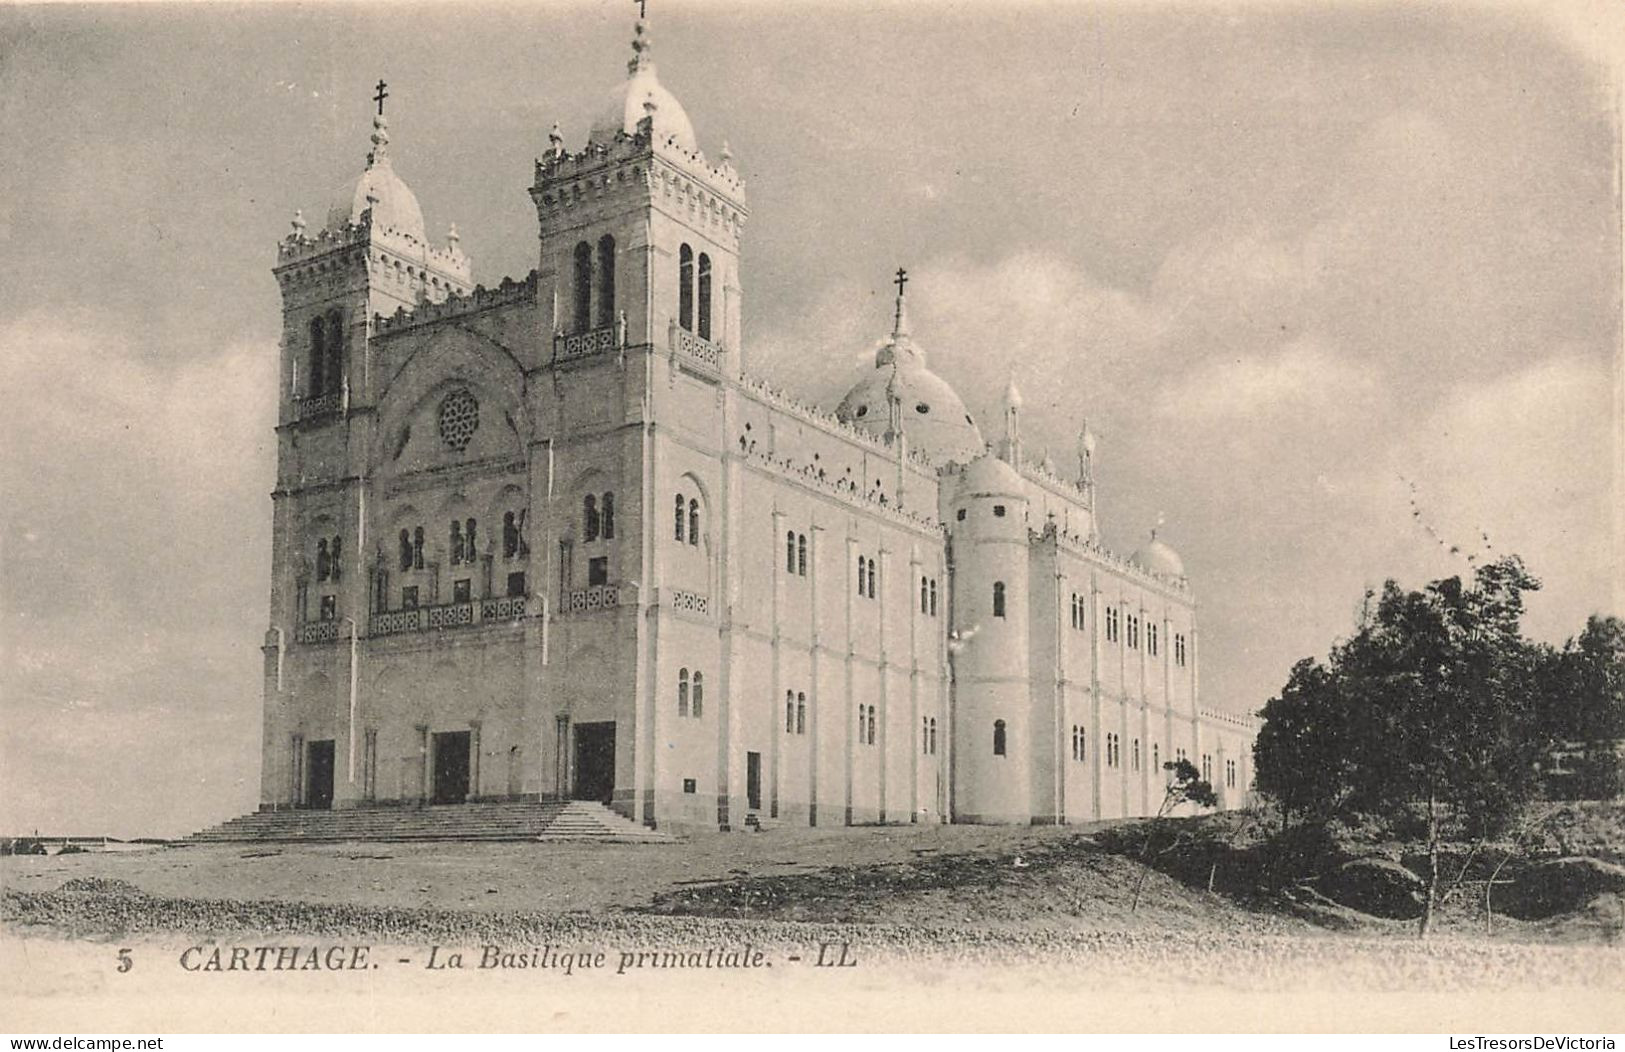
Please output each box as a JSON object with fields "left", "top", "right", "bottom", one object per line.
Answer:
{"left": 117, "top": 948, "right": 132, "bottom": 973}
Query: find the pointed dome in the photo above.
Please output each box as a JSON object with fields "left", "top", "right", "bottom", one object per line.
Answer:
{"left": 587, "top": 18, "right": 697, "bottom": 153}
{"left": 326, "top": 114, "right": 426, "bottom": 241}
{"left": 835, "top": 279, "right": 984, "bottom": 464}
{"left": 1132, "top": 526, "right": 1187, "bottom": 579}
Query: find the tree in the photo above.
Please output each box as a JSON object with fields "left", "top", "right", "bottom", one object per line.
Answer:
{"left": 1536, "top": 616, "right": 1625, "bottom": 798}
{"left": 1130, "top": 758, "right": 1218, "bottom": 911}
{"left": 1253, "top": 555, "right": 1546, "bottom": 936}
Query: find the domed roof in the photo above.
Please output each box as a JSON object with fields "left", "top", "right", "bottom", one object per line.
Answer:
{"left": 834, "top": 290, "right": 984, "bottom": 464}
{"left": 1132, "top": 529, "right": 1186, "bottom": 579}
{"left": 325, "top": 115, "right": 426, "bottom": 241}
{"left": 587, "top": 20, "right": 697, "bottom": 153}
{"left": 956, "top": 451, "right": 1026, "bottom": 499}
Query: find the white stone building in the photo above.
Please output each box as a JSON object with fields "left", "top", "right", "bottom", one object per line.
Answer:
{"left": 260, "top": 16, "right": 1257, "bottom": 831}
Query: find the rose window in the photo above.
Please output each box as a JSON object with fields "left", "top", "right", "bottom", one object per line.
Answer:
{"left": 438, "top": 389, "right": 480, "bottom": 452}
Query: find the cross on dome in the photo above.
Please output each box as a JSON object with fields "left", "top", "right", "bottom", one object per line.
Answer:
{"left": 373, "top": 79, "right": 389, "bottom": 117}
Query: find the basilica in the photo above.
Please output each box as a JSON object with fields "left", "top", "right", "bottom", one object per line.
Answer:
{"left": 261, "top": 14, "right": 1257, "bottom": 831}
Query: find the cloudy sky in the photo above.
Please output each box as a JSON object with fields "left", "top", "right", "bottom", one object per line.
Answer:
{"left": 1, "top": 1, "right": 1618, "bottom": 838}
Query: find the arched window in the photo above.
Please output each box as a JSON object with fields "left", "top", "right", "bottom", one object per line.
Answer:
{"left": 465, "top": 518, "right": 477, "bottom": 563}
{"left": 929, "top": 718, "right": 937, "bottom": 755}
{"left": 674, "top": 494, "right": 686, "bottom": 542}
{"left": 330, "top": 536, "right": 341, "bottom": 580}
{"left": 413, "top": 526, "right": 425, "bottom": 570}
{"left": 797, "top": 534, "right": 807, "bottom": 576}
{"left": 920, "top": 576, "right": 928, "bottom": 614}
{"left": 678, "top": 668, "right": 689, "bottom": 717}
{"left": 796, "top": 692, "right": 806, "bottom": 735}
{"left": 786, "top": 691, "right": 795, "bottom": 734}
{"left": 688, "top": 499, "right": 699, "bottom": 546}
{"left": 316, "top": 539, "right": 330, "bottom": 581}
{"left": 595, "top": 235, "right": 616, "bottom": 328}
{"left": 1081, "top": 727, "right": 1087, "bottom": 763}
{"left": 691, "top": 671, "right": 703, "bottom": 717}
{"left": 584, "top": 495, "right": 600, "bottom": 542}
{"left": 923, "top": 717, "right": 930, "bottom": 754}
{"left": 399, "top": 529, "right": 413, "bottom": 572}
{"left": 929, "top": 579, "right": 938, "bottom": 616}
{"left": 572, "top": 241, "right": 593, "bottom": 333}
{"left": 993, "top": 581, "right": 1006, "bottom": 618}
{"left": 601, "top": 493, "right": 615, "bottom": 540}
{"left": 678, "top": 244, "right": 694, "bottom": 332}
{"left": 993, "top": 719, "right": 1007, "bottom": 757}
{"left": 867, "top": 706, "right": 876, "bottom": 745}
{"left": 503, "top": 512, "right": 518, "bottom": 558}
{"left": 308, "top": 316, "right": 327, "bottom": 397}
{"left": 786, "top": 531, "right": 796, "bottom": 574}
{"left": 450, "top": 521, "right": 463, "bottom": 565}
{"left": 325, "top": 311, "right": 344, "bottom": 395}
{"left": 697, "top": 252, "right": 712, "bottom": 339}
{"left": 857, "top": 556, "right": 866, "bottom": 597}
{"left": 1152, "top": 742, "right": 1160, "bottom": 773}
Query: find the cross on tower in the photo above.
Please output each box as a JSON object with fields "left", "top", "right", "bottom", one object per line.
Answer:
{"left": 894, "top": 267, "right": 909, "bottom": 298}
{"left": 633, "top": 0, "right": 647, "bottom": 19}
{"left": 373, "top": 79, "right": 389, "bottom": 117}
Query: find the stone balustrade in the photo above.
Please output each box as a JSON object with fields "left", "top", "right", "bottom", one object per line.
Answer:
{"left": 670, "top": 325, "right": 722, "bottom": 370}
{"left": 294, "top": 391, "right": 342, "bottom": 420}
{"left": 555, "top": 326, "right": 618, "bottom": 363}
{"left": 560, "top": 584, "right": 620, "bottom": 615}
{"left": 368, "top": 595, "right": 528, "bottom": 638}
{"left": 296, "top": 619, "right": 341, "bottom": 644}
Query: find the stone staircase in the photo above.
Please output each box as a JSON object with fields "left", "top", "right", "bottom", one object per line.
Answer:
{"left": 178, "top": 800, "right": 674, "bottom": 845}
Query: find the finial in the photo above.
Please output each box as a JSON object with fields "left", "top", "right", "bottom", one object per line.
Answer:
{"left": 1152, "top": 511, "right": 1166, "bottom": 539}
{"left": 628, "top": 6, "right": 653, "bottom": 76}
{"left": 446, "top": 222, "right": 461, "bottom": 249}
{"left": 373, "top": 79, "right": 389, "bottom": 117}
{"left": 548, "top": 121, "right": 564, "bottom": 156}
{"left": 891, "top": 267, "right": 911, "bottom": 338}
{"left": 291, "top": 209, "right": 306, "bottom": 236}
{"left": 368, "top": 113, "right": 390, "bottom": 167}
{"left": 721, "top": 139, "right": 733, "bottom": 166}
{"left": 642, "top": 93, "right": 658, "bottom": 121}
{"left": 1003, "top": 371, "right": 1023, "bottom": 410}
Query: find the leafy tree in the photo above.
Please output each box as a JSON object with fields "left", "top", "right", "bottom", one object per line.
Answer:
{"left": 1254, "top": 657, "right": 1355, "bottom": 830}
{"left": 1537, "top": 615, "right": 1625, "bottom": 798}
{"left": 1130, "top": 758, "right": 1218, "bottom": 911}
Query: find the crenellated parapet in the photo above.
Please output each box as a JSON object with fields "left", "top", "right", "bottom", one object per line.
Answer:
{"left": 274, "top": 211, "right": 473, "bottom": 299}
{"left": 371, "top": 271, "right": 539, "bottom": 336}
{"left": 1199, "top": 707, "right": 1259, "bottom": 730}
{"left": 736, "top": 371, "right": 940, "bottom": 473}
{"left": 739, "top": 440, "right": 943, "bottom": 534}
{"left": 1030, "top": 523, "right": 1193, "bottom": 598}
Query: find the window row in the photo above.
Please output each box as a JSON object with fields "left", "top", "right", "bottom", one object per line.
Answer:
{"left": 583, "top": 493, "right": 615, "bottom": 542}
{"left": 381, "top": 570, "right": 527, "bottom": 613}
{"left": 784, "top": 691, "right": 807, "bottom": 735}
{"left": 673, "top": 493, "right": 702, "bottom": 545}
{"left": 392, "top": 514, "right": 523, "bottom": 571}
{"left": 315, "top": 536, "right": 343, "bottom": 581}
{"left": 307, "top": 311, "right": 345, "bottom": 399}
{"left": 785, "top": 531, "right": 807, "bottom": 576}
{"left": 677, "top": 243, "right": 714, "bottom": 340}
{"left": 918, "top": 576, "right": 939, "bottom": 617}
{"left": 570, "top": 236, "right": 617, "bottom": 334}
{"left": 677, "top": 668, "right": 705, "bottom": 718}
{"left": 856, "top": 705, "right": 876, "bottom": 746}
{"left": 856, "top": 555, "right": 877, "bottom": 599}
{"left": 921, "top": 717, "right": 938, "bottom": 756}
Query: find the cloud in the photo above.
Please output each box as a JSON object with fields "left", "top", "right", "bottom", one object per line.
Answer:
{"left": 1155, "top": 338, "right": 1376, "bottom": 423}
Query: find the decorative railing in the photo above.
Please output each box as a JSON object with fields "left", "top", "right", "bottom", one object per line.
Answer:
{"left": 369, "top": 597, "right": 528, "bottom": 638}
{"left": 562, "top": 584, "right": 619, "bottom": 615}
{"left": 555, "top": 326, "right": 617, "bottom": 363}
{"left": 296, "top": 619, "right": 340, "bottom": 644}
{"left": 294, "top": 391, "right": 341, "bottom": 420}
{"left": 671, "top": 326, "right": 722, "bottom": 370}
{"left": 667, "top": 588, "right": 709, "bottom": 616}
{"left": 480, "top": 595, "right": 527, "bottom": 622}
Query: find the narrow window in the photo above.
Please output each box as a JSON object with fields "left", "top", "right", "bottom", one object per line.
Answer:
{"left": 679, "top": 244, "right": 694, "bottom": 332}
{"left": 1080, "top": 727, "right": 1087, "bottom": 763}
{"left": 929, "top": 718, "right": 937, "bottom": 755}
{"left": 316, "top": 538, "right": 330, "bottom": 581}
{"left": 449, "top": 521, "right": 463, "bottom": 566}
{"left": 399, "top": 529, "right": 413, "bottom": 572}
{"left": 573, "top": 241, "right": 593, "bottom": 333}
{"left": 401, "top": 585, "right": 419, "bottom": 609}
{"left": 319, "top": 594, "right": 336, "bottom": 621}
{"left": 1153, "top": 743, "right": 1159, "bottom": 773}
{"left": 1133, "top": 738, "right": 1141, "bottom": 771}
{"left": 867, "top": 558, "right": 877, "bottom": 599}
{"left": 993, "top": 719, "right": 1007, "bottom": 757}
{"left": 412, "top": 526, "right": 424, "bottom": 570}
{"left": 857, "top": 555, "right": 866, "bottom": 597}
{"left": 584, "top": 495, "right": 600, "bottom": 542}
{"left": 923, "top": 717, "right": 930, "bottom": 754}
{"left": 453, "top": 578, "right": 471, "bottom": 603}
{"left": 797, "top": 534, "right": 807, "bottom": 576}
{"left": 503, "top": 512, "right": 518, "bottom": 558}
{"left": 601, "top": 493, "right": 614, "bottom": 540}
{"left": 465, "top": 518, "right": 477, "bottom": 562}
{"left": 674, "top": 494, "right": 685, "bottom": 542}
{"left": 308, "top": 316, "right": 326, "bottom": 397}
{"left": 787, "top": 531, "right": 797, "bottom": 574}
{"left": 697, "top": 252, "right": 712, "bottom": 339}
{"left": 588, "top": 556, "right": 608, "bottom": 587}
{"left": 691, "top": 672, "right": 704, "bottom": 717}
{"left": 796, "top": 692, "right": 806, "bottom": 735}
{"left": 325, "top": 310, "right": 344, "bottom": 395}
{"left": 920, "top": 576, "right": 928, "bottom": 614}
{"left": 688, "top": 499, "right": 700, "bottom": 546}
{"left": 507, "top": 571, "right": 527, "bottom": 597}
{"left": 595, "top": 234, "right": 616, "bottom": 328}
{"left": 929, "top": 579, "right": 938, "bottom": 616}
{"left": 330, "top": 536, "right": 341, "bottom": 580}
{"left": 867, "top": 706, "right": 876, "bottom": 745}
{"left": 678, "top": 668, "right": 689, "bottom": 717}
{"left": 786, "top": 692, "right": 795, "bottom": 734}
{"left": 993, "top": 581, "right": 1006, "bottom": 618}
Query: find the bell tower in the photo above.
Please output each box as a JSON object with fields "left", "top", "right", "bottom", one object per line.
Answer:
{"left": 530, "top": 12, "right": 748, "bottom": 372}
